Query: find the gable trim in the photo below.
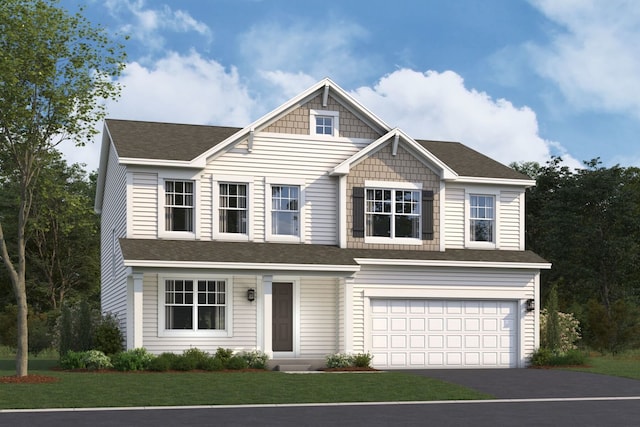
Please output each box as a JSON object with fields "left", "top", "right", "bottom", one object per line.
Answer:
{"left": 353, "top": 258, "right": 552, "bottom": 270}
{"left": 331, "top": 128, "right": 458, "bottom": 180}
{"left": 190, "top": 78, "right": 393, "bottom": 167}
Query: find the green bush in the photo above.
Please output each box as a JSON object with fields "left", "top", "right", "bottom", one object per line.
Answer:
{"left": 59, "top": 350, "right": 87, "bottom": 370}
{"left": 59, "top": 349, "right": 112, "bottom": 370}
{"left": 83, "top": 350, "right": 113, "bottom": 370}
{"left": 201, "top": 356, "right": 225, "bottom": 371}
{"left": 530, "top": 348, "right": 587, "bottom": 366}
{"left": 148, "top": 352, "right": 180, "bottom": 372}
{"left": 182, "top": 348, "right": 211, "bottom": 370}
{"left": 239, "top": 350, "right": 269, "bottom": 369}
{"left": 226, "top": 355, "right": 248, "bottom": 370}
{"left": 214, "top": 347, "right": 234, "bottom": 366}
{"left": 94, "top": 313, "right": 124, "bottom": 355}
{"left": 352, "top": 352, "right": 373, "bottom": 368}
{"left": 111, "top": 348, "right": 154, "bottom": 371}
{"left": 326, "top": 353, "right": 353, "bottom": 368}
{"left": 529, "top": 347, "right": 553, "bottom": 367}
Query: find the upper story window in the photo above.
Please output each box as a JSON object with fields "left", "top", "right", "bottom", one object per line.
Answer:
{"left": 469, "top": 194, "right": 495, "bottom": 242}
{"left": 219, "top": 183, "right": 247, "bottom": 234}
{"left": 310, "top": 109, "right": 339, "bottom": 137}
{"left": 365, "top": 188, "right": 421, "bottom": 239}
{"left": 165, "top": 180, "right": 194, "bottom": 232}
{"left": 271, "top": 185, "right": 300, "bottom": 236}
{"left": 163, "top": 278, "right": 229, "bottom": 335}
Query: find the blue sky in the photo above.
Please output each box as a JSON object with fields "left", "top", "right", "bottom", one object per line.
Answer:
{"left": 58, "top": 0, "right": 640, "bottom": 173}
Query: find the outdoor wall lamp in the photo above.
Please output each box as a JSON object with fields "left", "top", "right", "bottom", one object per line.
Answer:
{"left": 526, "top": 299, "right": 535, "bottom": 312}
{"left": 247, "top": 288, "right": 256, "bottom": 302}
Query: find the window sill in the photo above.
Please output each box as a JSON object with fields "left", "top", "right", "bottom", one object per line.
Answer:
{"left": 267, "top": 235, "right": 302, "bottom": 244}
{"left": 466, "top": 241, "right": 497, "bottom": 250}
{"left": 364, "top": 237, "right": 423, "bottom": 246}
{"left": 214, "top": 233, "right": 250, "bottom": 242}
{"left": 158, "top": 231, "right": 196, "bottom": 240}
{"left": 158, "top": 330, "right": 231, "bottom": 338}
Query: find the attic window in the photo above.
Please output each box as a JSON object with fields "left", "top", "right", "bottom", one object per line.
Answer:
{"left": 310, "top": 109, "right": 339, "bottom": 137}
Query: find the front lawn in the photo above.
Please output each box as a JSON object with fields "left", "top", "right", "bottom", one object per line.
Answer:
{"left": 0, "top": 359, "right": 491, "bottom": 409}
{"left": 566, "top": 350, "right": 640, "bottom": 380}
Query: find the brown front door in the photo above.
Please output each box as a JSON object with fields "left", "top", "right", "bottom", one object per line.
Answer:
{"left": 272, "top": 282, "right": 293, "bottom": 352}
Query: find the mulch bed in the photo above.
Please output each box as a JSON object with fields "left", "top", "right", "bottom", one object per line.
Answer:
{"left": 0, "top": 375, "right": 59, "bottom": 384}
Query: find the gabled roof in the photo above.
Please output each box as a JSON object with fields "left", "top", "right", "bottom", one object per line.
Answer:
{"left": 105, "top": 119, "right": 240, "bottom": 162}
{"left": 332, "top": 128, "right": 458, "bottom": 180}
{"left": 119, "top": 239, "right": 551, "bottom": 270}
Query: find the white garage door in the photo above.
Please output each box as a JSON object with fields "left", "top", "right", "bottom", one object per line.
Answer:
{"left": 370, "top": 299, "right": 517, "bottom": 368}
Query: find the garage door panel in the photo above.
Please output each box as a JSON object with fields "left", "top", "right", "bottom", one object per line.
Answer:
{"left": 370, "top": 299, "right": 517, "bottom": 368}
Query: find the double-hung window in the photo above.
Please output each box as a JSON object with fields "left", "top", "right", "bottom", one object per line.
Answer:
{"left": 469, "top": 194, "right": 495, "bottom": 242}
{"left": 219, "top": 183, "right": 247, "bottom": 234}
{"left": 164, "top": 279, "right": 227, "bottom": 332}
{"left": 365, "top": 188, "right": 421, "bottom": 239}
{"left": 271, "top": 185, "right": 300, "bottom": 236}
{"left": 165, "top": 180, "right": 194, "bottom": 232}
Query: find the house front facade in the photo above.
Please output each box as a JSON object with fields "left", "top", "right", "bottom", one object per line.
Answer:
{"left": 95, "top": 78, "right": 550, "bottom": 369}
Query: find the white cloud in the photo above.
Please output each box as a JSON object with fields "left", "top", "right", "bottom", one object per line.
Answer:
{"left": 104, "top": 0, "right": 212, "bottom": 51}
{"left": 60, "top": 51, "right": 254, "bottom": 172}
{"left": 239, "top": 19, "right": 374, "bottom": 87}
{"left": 351, "top": 69, "right": 579, "bottom": 167}
{"left": 528, "top": 0, "right": 640, "bottom": 118}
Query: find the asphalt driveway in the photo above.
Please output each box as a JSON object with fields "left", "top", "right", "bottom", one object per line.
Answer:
{"left": 405, "top": 368, "right": 640, "bottom": 399}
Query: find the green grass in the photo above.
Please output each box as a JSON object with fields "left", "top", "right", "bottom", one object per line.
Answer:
{"left": 0, "top": 359, "right": 491, "bottom": 409}
{"left": 566, "top": 350, "right": 640, "bottom": 380}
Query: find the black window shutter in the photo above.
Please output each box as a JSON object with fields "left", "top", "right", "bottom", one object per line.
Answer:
{"left": 352, "top": 187, "right": 365, "bottom": 238}
{"left": 422, "top": 190, "right": 434, "bottom": 240}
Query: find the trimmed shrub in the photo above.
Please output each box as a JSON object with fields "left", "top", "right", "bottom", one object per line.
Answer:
{"left": 94, "top": 313, "right": 124, "bottom": 355}
{"left": 352, "top": 352, "right": 373, "bottom": 368}
{"left": 148, "top": 352, "right": 180, "bottom": 372}
{"left": 226, "top": 355, "right": 248, "bottom": 370}
{"left": 200, "top": 355, "right": 225, "bottom": 371}
{"left": 83, "top": 350, "right": 113, "bottom": 370}
{"left": 60, "top": 350, "right": 87, "bottom": 370}
{"left": 59, "top": 349, "right": 112, "bottom": 370}
{"left": 530, "top": 348, "right": 587, "bottom": 366}
{"left": 239, "top": 350, "right": 269, "bottom": 369}
{"left": 214, "top": 347, "right": 234, "bottom": 367}
{"left": 325, "top": 353, "right": 353, "bottom": 368}
{"left": 111, "top": 348, "right": 155, "bottom": 371}
{"left": 182, "top": 348, "right": 212, "bottom": 370}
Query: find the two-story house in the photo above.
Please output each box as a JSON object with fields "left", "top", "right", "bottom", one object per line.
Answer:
{"left": 95, "top": 78, "right": 550, "bottom": 369}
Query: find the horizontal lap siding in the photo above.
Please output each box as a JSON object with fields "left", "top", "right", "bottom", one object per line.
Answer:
{"left": 100, "top": 146, "right": 128, "bottom": 336}
{"left": 500, "top": 190, "right": 523, "bottom": 250}
{"left": 206, "top": 136, "right": 367, "bottom": 244}
{"left": 142, "top": 273, "right": 258, "bottom": 354}
{"left": 131, "top": 172, "right": 158, "bottom": 238}
{"left": 444, "top": 187, "right": 465, "bottom": 248}
{"left": 300, "top": 277, "right": 339, "bottom": 357}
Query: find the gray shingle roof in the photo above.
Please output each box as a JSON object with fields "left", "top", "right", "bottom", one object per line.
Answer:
{"left": 417, "top": 139, "right": 531, "bottom": 180}
{"left": 105, "top": 119, "right": 530, "bottom": 180}
{"left": 105, "top": 119, "right": 240, "bottom": 161}
{"left": 120, "top": 239, "right": 548, "bottom": 267}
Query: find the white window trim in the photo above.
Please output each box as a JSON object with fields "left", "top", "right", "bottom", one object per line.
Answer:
{"left": 157, "top": 274, "right": 233, "bottom": 338}
{"left": 265, "top": 177, "right": 306, "bottom": 243}
{"left": 212, "top": 175, "right": 254, "bottom": 241}
{"left": 158, "top": 171, "right": 200, "bottom": 239}
{"left": 309, "top": 109, "right": 339, "bottom": 137}
{"left": 465, "top": 188, "right": 500, "bottom": 249}
{"left": 363, "top": 180, "right": 423, "bottom": 246}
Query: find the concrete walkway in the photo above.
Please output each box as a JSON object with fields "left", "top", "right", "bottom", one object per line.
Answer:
{"left": 405, "top": 368, "right": 640, "bottom": 399}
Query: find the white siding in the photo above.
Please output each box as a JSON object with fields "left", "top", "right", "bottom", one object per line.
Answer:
{"left": 351, "top": 265, "right": 537, "bottom": 366}
{"left": 141, "top": 273, "right": 258, "bottom": 354}
{"left": 299, "top": 277, "right": 339, "bottom": 356}
{"left": 205, "top": 134, "right": 368, "bottom": 244}
{"left": 500, "top": 190, "right": 523, "bottom": 250}
{"left": 444, "top": 186, "right": 465, "bottom": 248}
{"left": 130, "top": 172, "right": 158, "bottom": 238}
{"left": 99, "top": 144, "right": 129, "bottom": 336}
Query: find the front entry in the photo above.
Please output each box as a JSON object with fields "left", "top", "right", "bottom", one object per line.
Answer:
{"left": 272, "top": 282, "right": 293, "bottom": 352}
